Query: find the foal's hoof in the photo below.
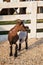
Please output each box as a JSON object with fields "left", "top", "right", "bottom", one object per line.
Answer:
{"left": 25, "top": 47, "right": 28, "bottom": 50}
{"left": 14, "top": 54, "right": 17, "bottom": 57}
{"left": 10, "top": 53, "right": 13, "bottom": 56}
{"left": 18, "top": 49, "right": 21, "bottom": 51}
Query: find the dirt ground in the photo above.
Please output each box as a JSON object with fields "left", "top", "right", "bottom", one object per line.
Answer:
{"left": 0, "top": 38, "right": 43, "bottom": 65}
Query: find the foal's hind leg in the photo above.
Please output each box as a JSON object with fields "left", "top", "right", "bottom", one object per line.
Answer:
{"left": 18, "top": 39, "right": 22, "bottom": 51}
{"left": 14, "top": 44, "right": 18, "bottom": 57}
{"left": 25, "top": 36, "right": 28, "bottom": 49}
{"left": 10, "top": 44, "right": 13, "bottom": 56}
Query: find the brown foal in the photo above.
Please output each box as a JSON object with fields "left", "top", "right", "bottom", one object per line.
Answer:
{"left": 8, "top": 19, "right": 29, "bottom": 57}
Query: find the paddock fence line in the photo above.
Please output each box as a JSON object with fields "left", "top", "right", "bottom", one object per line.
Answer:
{"left": 0, "top": 1, "right": 43, "bottom": 42}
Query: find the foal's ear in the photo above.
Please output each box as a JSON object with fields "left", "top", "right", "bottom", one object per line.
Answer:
{"left": 20, "top": 21, "right": 23, "bottom": 25}
{"left": 16, "top": 19, "right": 21, "bottom": 24}
{"left": 16, "top": 19, "right": 24, "bottom": 25}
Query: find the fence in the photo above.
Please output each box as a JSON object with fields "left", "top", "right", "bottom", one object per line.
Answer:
{"left": 0, "top": 1, "right": 43, "bottom": 42}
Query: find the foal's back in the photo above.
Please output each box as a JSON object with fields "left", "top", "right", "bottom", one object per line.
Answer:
{"left": 8, "top": 19, "right": 22, "bottom": 42}
{"left": 8, "top": 24, "right": 19, "bottom": 42}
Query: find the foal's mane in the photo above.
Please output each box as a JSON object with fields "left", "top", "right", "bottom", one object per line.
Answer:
{"left": 9, "top": 19, "right": 23, "bottom": 31}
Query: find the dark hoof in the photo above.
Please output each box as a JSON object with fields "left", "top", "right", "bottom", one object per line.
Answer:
{"left": 14, "top": 54, "right": 17, "bottom": 57}
{"left": 18, "top": 49, "right": 21, "bottom": 51}
{"left": 25, "top": 47, "right": 28, "bottom": 49}
{"left": 10, "top": 53, "right": 13, "bottom": 56}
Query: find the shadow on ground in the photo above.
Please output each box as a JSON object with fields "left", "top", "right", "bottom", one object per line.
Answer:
{"left": 18, "top": 38, "right": 43, "bottom": 56}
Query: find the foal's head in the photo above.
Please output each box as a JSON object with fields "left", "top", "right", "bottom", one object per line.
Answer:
{"left": 16, "top": 19, "right": 29, "bottom": 32}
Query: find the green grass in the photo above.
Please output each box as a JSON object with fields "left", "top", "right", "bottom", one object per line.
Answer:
{"left": 0, "top": 29, "right": 43, "bottom": 35}
{"left": 0, "top": 31, "right": 9, "bottom": 35}
{"left": 0, "top": 20, "right": 30, "bottom": 25}
{"left": 0, "top": 21, "right": 16, "bottom": 25}
{"left": 37, "top": 29, "right": 43, "bottom": 32}
{"left": 0, "top": 19, "right": 43, "bottom": 35}
{"left": 37, "top": 19, "right": 43, "bottom": 23}
{"left": 0, "top": 19, "right": 43, "bottom": 25}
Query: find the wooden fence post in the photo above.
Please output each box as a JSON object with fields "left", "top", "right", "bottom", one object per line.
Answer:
{"left": 30, "top": 1, "right": 37, "bottom": 38}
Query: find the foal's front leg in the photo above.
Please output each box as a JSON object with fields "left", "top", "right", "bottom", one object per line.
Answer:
{"left": 14, "top": 44, "right": 18, "bottom": 57}
{"left": 10, "top": 44, "right": 13, "bottom": 56}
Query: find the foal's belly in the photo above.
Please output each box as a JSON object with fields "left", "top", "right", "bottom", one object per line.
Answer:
{"left": 8, "top": 32, "right": 17, "bottom": 43}
{"left": 8, "top": 34, "right": 19, "bottom": 44}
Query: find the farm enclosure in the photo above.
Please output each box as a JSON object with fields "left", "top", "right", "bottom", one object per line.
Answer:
{"left": 0, "top": 1, "right": 43, "bottom": 42}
